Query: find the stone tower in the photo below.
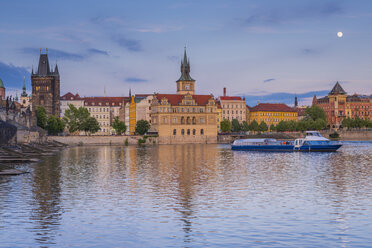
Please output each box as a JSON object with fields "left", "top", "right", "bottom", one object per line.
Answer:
{"left": 31, "top": 50, "right": 60, "bottom": 117}
{"left": 176, "top": 48, "right": 195, "bottom": 95}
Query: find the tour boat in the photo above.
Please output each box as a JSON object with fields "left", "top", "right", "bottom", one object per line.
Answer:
{"left": 231, "top": 131, "right": 342, "bottom": 152}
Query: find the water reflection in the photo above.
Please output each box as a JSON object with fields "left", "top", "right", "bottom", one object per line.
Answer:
{"left": 0, "top": 143, "right": 371, "bottom": 247}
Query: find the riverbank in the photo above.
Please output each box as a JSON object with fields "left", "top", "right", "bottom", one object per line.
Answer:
{"left": 48, "top": 130, "right": 372, "bottom": 146}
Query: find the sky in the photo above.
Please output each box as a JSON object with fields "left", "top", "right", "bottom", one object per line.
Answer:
{"left": 0, "top": 0, "right": 372, "bottom": 106}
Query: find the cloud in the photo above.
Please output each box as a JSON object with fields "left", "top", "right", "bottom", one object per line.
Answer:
{"left": 87, "top": 48, "right": 109, "bottom": 56}
{"left": 263, "top": 78, "right": 276, "bottom": 83}
{"left": 22, "top": 48, "right": 85, "bottom": 61}
{"left": 243, "top": 90, "right": 329, "bottom": 106}
{"left": 132, "top": 26, "right": 183, "bottom": 33}
{"left": 125, "top": 77, "right": 148, "bottom": 83}
{"left": 0, "top": 62, "right": 31, "bottom": 89}
{"left": 242, "top": 1, "right": 343, "bottom": 27}
{"left": 112, "top": 35, "right": 142, "bottom": 52}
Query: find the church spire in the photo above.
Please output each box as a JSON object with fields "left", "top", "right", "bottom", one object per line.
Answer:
{"left": 177, "top": 47, "right": 194, "bottom": 82}
{"left": 294, "top": 95, "right": 298, "bottom": 107}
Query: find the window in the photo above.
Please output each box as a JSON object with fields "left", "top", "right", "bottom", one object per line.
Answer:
{"left": 193, "top": 129, "right": 196, "bottom": 135}
{"left": 163, "top": 117, "right": 167, "bottom": 123}
{"left": 200, "top": 118, "right": 205, "bottom": 123}
{"left": 200, "top": 129, "right": 204, "bottom": 135}
{"left": 173, "top": 129, "right": 177, "bottom": 135}
{"left": 181, "top": 129, "right": 185, "bottom": 135}
{"left": 187, "top": 129, "right": 190, "bottom": 135}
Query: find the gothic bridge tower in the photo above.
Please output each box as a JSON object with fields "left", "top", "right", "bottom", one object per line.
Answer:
{"left": 31, "top": 49, "right": 60, "bottom": 117}
{"left": 176, "top": 48, "right": 195, "bottom": 95}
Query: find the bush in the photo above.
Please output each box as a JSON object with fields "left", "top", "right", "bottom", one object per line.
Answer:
{"left": 329, "top": 131, "right": 340, "bottom": 139}
{"left": 135, "top": 120, "right": 150, "bottom": 135}
{"left": 125, "top": 138, "right": 129, "bottom": 146}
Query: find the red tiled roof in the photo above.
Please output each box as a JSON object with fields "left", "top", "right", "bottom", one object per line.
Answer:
{"left": 60, "top": 92, "right": 82, "bottom": 100}
{"left": 220, "top": 96, "right": 243, "bottom": 101}
{"left": 155, "top": 94, "right": 213, "bottom": 106}
{"left": 250, "top": 103, "right": 297, "bottom": 112}
{"left": 83, "top": 97, "right": 130, "bottom": 107}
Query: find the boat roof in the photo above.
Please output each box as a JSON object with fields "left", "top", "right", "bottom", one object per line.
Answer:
{"left": 233, "top": 138, "right": 277, "bottom": 144}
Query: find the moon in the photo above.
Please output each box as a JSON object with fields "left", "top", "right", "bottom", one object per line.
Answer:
{"left": 337, "top": 32, "right": 343, "bottom": 38}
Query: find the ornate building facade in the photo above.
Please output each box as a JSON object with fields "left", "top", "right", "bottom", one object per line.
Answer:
{"left": 31, "top": 51, "right": 60, "bottom": 117}
{"left": 151, "top": 49, "right": 218, "bottom": 144}
{"left": 313, "top": 82, "right": 371, "bottom": 128}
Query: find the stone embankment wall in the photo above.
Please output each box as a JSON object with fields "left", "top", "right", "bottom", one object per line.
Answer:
{"left": 219, "top": 130, "right": 372, "bottom": 143}
{"left": 49, "top": 135, "right": 158, "bottom": 146}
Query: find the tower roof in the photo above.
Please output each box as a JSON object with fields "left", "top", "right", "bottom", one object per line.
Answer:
{"left": 177, "top": 47, "right": 194, "bottom": 82}
{"left": 36, "top": 53, "right": 51, "bottom": 76}
{"left": 329, "top": 81, "right": 346, "bottom": 95}
{"left": 0, "top": 78, "right": 4, "bottom": 88}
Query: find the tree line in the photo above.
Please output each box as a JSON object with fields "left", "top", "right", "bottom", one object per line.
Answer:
{"left": 36, "top": 104, "right": 150, "bottom": 135}
{"left": 220, "top": 105, "right": 329, "bottom": 133}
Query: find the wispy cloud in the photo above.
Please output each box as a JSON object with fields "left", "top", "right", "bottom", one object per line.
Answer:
{"left": 125, "top": 77, "right": 148, "bottom": 83}
{"left": 21, "top": 48, "right": 110, "bottom": 60}
{"left": 112, "top": 35, "right": 142, "bottom": 52}
{"left": 242, "top": 1, "right": 343, "bottom": 27}
{"left": 87, "top": 48, "right": 109, "bottom": 56}
{"left": 243, "top": 90, "right": 329, "bottom": 106}
{"left": 0, "top": 62, "right": 31, "bottom": 89}
{"left": 132, "top": 26, "right": 183, "bottom": 33}
{"left": 264, "top": 78, "right": 276, "bottom": 83}
{"left": 21, "top": 48, "right": 85, "bottom": 61}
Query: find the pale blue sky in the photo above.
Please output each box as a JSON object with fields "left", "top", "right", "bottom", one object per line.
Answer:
{"left": 0, "top": 0, "right": 371, "bottom": 105}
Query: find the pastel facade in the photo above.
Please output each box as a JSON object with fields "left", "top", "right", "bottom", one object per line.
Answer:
{"left": 248, "top": 103, "right": 298, "bottom": 127}
{"left": 0, "top": 77, "right": 5, "bottom": 101}
{"left": 60, "top": 92, "right": 84, "bottom": 117}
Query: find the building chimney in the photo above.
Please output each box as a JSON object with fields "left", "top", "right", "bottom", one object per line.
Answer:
{"left": 223, "top": 87, "right": 226, "bottom": 97}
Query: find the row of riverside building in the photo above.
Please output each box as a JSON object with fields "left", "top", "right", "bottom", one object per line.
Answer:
{"left": 1, "top": 48, "right": 371, "bottom": 144}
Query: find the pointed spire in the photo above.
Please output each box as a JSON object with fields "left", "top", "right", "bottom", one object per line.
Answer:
{"left": 54, "top": 63, "right": 59, "bottom": 74}
{"left": 31, "top": 65, "right": 34, "bottom": 75}
{"left": 177, "top": 47, "right": 194, "bottom": 82}
{"left": 129, "top": 88, "right": 132, "bottom": 97}
{"left": 294, "top": 95, "right": 298, "bottom": 107}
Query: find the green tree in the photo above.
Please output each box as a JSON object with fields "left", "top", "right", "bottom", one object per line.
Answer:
{"left": 276, "top": 120, "right": 287, "bottom": 132}
{"left": 269, "top": 124, "right": 276, "bottom": 131}
{"left": 241, "top": 121, "right": 250, "bottom": 132}
{"left": 220, "top": 119, "right": 232, "bottom": 132}
{"left": 258, "top": 121, "right": 268, "bottom": 132}
{"left": 46, "top": 115, "right": 65, "bottom": 135}
{"left": 135, "top": 120, "right": 150, "bottom": 135}
{"left": 314, "top": 118, "right": 327, "bottom": 130}
{"left": 287, "top": 120, "right": 297, "bottom": 131}
{"left": 231, "top": 119, "right": 241, "bottom": 132}
{"left": 35, "top": 106, "right": 47, "bottom": 129}
{"left": 82, "top": 117, "right": 100, "bottom": 134}
{"left": 63, "top": 104, "right": 96, "bottom": 134}
{"left": 342, "top": 117, "right": 353, "bottom": 130}
{"left": 249, "top": 120, "right": 259, "bottom": 132}
{"left": 112, "top": 116, "right": 127, "bottom": 135}
{"left": 306, "top": 105, "right": 326, "bottom": 121}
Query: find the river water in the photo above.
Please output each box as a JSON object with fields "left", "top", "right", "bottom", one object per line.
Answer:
{"left": 0, "top": 143, "right": 371, "bottom": 247}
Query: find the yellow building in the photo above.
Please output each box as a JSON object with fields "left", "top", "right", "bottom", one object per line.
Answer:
{"left": 248, "top": 103, "right": 298, "bottom": 127}
{"left": 129, "top": 96, "right": 136, "bottom": 135}
{"left": 151, "top": 49, "right": 218, "bottom": 144}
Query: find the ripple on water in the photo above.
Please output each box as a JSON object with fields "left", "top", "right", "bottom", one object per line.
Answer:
{"left": 0, "top": 143, "right": 371, "bottom": 247}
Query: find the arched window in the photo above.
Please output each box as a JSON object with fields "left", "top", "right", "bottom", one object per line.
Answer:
{"left": 181, "top": 129, "right": 185, "bottom": 135}
{"left": 39, "top": 95, "right": 44, "bottom": 105}
{"left": 173, "top": 129, "right": 177, "bottom": 135}
{"left": 193, "top": 129, "right": 196, "bottom": 135}
{"left": 187, "top": 117, "right": 191, "bottom": 124}
{"left": 192, "top": 117, "right": 196, "bottom": 124}
{"left": 181, "top": 117, "right": 185, "bottom": 124}
{"left": 200, "top": 129, "right": 204, "bottom": 135}
{"left": 187, "top": 129, "right": 190, "bottom": 135}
